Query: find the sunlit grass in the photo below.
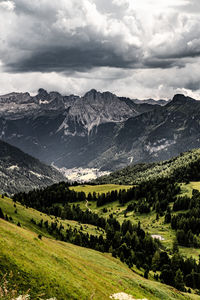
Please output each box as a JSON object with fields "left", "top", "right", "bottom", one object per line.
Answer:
{"left": 0, "top": 195, "right": 103, "bottom": 238}
{"left": 179, "top": 181, "right": 200, "bottom": 197}
{"left": 69, "top": 184, "right": 132, "bottom": 196}
{"left": 0, "top": 219, "right": 195, "bottom": 299}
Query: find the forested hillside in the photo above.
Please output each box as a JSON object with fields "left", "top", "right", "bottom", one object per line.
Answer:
{"left": 94, "top": 149, "right": 200, "bottom": 185}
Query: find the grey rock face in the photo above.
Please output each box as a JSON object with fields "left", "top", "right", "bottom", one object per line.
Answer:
{"left": 1, "top": 89, "right": 198, "bottom": 171}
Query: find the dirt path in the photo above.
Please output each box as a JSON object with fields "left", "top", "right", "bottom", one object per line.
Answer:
{"left": 85, "top": 199, "right": 91, "bottom": 211}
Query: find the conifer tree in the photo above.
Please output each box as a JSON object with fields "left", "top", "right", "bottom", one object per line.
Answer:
{"left": 0, "top": 207, "right": 4, "bottom": 219}
{"left": 174, "top": 269, "right": 185, "bottom": 291}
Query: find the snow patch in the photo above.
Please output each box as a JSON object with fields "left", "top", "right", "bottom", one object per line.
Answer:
{"left": 7, "top": 165, "right": 19, "bottom": 171}
{"left": 145, "top": 139, "right": 175, "bottom": 154}
{"left": 129, "top": 156, "right": 134, "bottom": 163}
{"left": 29, "top": 171, "right": 43, "bottom": 178}
{"left": 39, "top": 99, "right": 49, "bottom": 105}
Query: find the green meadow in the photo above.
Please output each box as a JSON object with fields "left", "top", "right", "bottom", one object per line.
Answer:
{"left": 179, "top": 181, "right": 200, "bottom": 197}
{"left": 69, "top": 184, "right": 132, "bottom": 195}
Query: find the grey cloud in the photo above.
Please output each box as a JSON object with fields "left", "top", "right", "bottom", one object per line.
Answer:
{"left": 178, "top": 0, "right": 200, "bottom": 14}
{"left": 1, "top": 58, "right": 200, "bottom": 100}
{"left": 1, "top": 0, "right": 143, "bottom": 73}
{"left": 143, "top": 58, "right": 185, "bottom": 69}
{"left": 6, "top": 45, "right": 140, "bottom": 73}
{"left": 150, "top": 42, "right": 200, "bottom": 61}
{"left": 185, "top": 80, "right": 200, "bottom": 91}
{"left": 1, "top": 0, "right": 200, "bottom": 100}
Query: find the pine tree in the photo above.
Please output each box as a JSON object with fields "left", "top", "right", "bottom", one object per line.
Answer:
{"left": 144, "top": 269, "right": 149, "bottom": 279}
{"left": 152, "top": 250, "right": 160, "bottom": 272}
{"left": 172, "top": 238, "right": 179, "bottom": 253}
{"left": 0, "top": 207, "right": 4, "bottom": 219}
{"left": 174, "top": 269, "right": 185, "bottom": 291}
{"left": 164, "top": 211, "right": 171, "bottom": 223}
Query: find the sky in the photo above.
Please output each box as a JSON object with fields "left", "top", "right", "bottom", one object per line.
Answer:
{"left": 0, "top": 0, "right": 200, "bottom": 99}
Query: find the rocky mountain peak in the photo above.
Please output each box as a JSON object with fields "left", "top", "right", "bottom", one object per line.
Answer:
{"left": 49, "top": 91, "right": 61, "bottom": 97}
{"left": 169, "top": 94, "right": 196, "bottom": 105}
{"left": 83, "top": 89, "right": 120, "bottom": 106}
{"left": 84, "top": 89, "right": 98, "bottom": 97}
{"left": 37, "top": 88, "right": 50, "bottom": 101}
{"left": 0, "top": 91, "right": 31, "bottom": 104}
{"left": 57, "top": 89, "right": 138, "bottom": 137}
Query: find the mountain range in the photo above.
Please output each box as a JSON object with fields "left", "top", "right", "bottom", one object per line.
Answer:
{"left": 0, "top": 139, "right": 65, "bottom": 194}
{"left": 0, "top": 88, "right": 199, "bottom": 171}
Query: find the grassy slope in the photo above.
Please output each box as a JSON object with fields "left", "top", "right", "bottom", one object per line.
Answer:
{"left": 179, "top": 182, "right": 200, "bottom": 197}
{"left": 0, "top": 219, "right": 196, "bottom": 300}
{"left": 0, "top": 195, "right": 105, "bottom": 238}
{"left": 0, "top": 195, "right": 198, "bottom": 299}
{"left": 69, "top": 184, "right": 132, "bottom": 195}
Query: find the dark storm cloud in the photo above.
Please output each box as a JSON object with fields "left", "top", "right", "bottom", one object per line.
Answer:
{"left": 1, "top": 0, "right": 200, "bottom": 100}
{"left": 1, "top": 0, "right": 200, "bottom": 74}
{"left": 0, "top": 0, "right": 143, "bottom": 73}
{"left": 143, "top": 58, "right": 185, "bottom": 69}
{"left": 185, "top": 80, "right": 200, "bottom": 91}
{"left": 6, "top": 46, "right": 140, "bottom": 73}
{"left": 158, "top": 52, "right": 200, "bottom": 60}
